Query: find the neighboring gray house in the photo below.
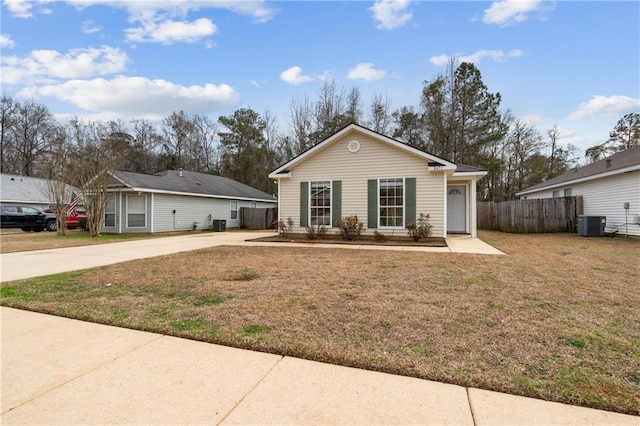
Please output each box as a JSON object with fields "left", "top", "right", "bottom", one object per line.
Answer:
{"left": 0, "top": 173, "right": 77, "bottom": 211}
{"left": 102, "top": 170, "right": 277, "bottom": 233}
{"left": 517, "top": 145, "right": 640, "bottom": 236}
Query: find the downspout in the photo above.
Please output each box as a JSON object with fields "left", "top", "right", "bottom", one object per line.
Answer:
{"left": 118, "top": 191, "right": 123, "bottom": 234}
{"left": 470, "top": 179, "right": 477, "bottom": 238}
{"left": 443, "top": 172, "right": 448, "bottom": 239}
{"left": 150, "top": 193, "right": 154, "bottom": 233}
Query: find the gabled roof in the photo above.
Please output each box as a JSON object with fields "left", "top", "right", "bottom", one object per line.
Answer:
{"left": 108, "top": 170, "right": 276, "bottom": 202}
{"left": 0, "top": 173, "right": 78, "bottom": 204}
{"left": 269, "top": 123, "right": 478, "bottom": 178}
{"left": 517, "top": 145, "right": 640, "bottom": 196}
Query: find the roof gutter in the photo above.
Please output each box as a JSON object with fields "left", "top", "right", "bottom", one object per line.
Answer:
{"left": 110, "top": 187, "right": 276, "bottom": 203}
{"left": 516, "top": 164, "right": 640, "bottom": 196}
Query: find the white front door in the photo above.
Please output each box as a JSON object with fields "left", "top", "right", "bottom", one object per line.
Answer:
{"left": 447, "top": 185, "right": 466, "bottom": 233}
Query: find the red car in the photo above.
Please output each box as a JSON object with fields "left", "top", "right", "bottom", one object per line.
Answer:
{"left": 44, "top": 208, "right": 87, "bottom": 231}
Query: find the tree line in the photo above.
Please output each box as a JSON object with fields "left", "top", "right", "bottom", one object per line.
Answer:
{"left": 2, "top": 60, "right": 638, "bottom": 203}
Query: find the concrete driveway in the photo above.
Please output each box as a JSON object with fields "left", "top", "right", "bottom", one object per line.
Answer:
{"left": 0, "top": 232, "right": 503, "bottom": 282}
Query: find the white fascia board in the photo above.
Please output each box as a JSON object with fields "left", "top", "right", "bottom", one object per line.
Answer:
{"left": 268, "top": 170, "right": 291, "bottom": 179}
{"left": 516, "top": 164, "right": 640, "bottom": 196}
{"left": 110, "top": 187, "right": 276, "bottom": 203}
{"left": 451, "top": 171, "right": 488, "bottom": 178}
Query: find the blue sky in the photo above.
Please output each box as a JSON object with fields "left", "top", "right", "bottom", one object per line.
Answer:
{"left": 1, "top": 0, "right": 638, "bottom": 159}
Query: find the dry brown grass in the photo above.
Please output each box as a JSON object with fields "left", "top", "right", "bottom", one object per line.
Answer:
{"left": 1, "top": 230, "right": 639, "bottom": 415}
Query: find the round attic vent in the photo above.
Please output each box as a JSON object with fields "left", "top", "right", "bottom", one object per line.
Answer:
{"left": 348, "top": 140, "right": 360, "bottom": 153}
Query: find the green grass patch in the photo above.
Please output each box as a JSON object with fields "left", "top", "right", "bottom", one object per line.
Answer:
{"left": 243, "top": 324, "right": 273, "bottom": 335}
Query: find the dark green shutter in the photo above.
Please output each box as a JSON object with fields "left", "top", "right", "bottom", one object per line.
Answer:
{"left": 332, "top": 180, "right": 342, "bottom": 226}
{"left": 405, "top": 177, "right": 416, "bottom": 224}
{"left": 367, "top": 179, "right": 378, "bottom": 229}
{"left": 300, "top": 181, "right": 309, "bottom": 227}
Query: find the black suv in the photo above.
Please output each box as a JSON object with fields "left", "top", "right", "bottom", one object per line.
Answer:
{"left": 0, "top": 205, "right": 47, "bottom": 232}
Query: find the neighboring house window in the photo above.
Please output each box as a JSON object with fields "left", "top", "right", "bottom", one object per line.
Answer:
{"left": 127, "top": 194, "right": 146, "bottom": 227}
{"left": 230, "top": 201, "right": 238, "bottom": 220}
{"left": 552, "top": 190, "right": 560, "bottom": 198}
{"left": 310, "top": 181, "right": 331, "bottom": 226}
{"left": 104, "top": 194, "right": 116, "bottom": 227}
{"left": 564, "top": 188, "right": 572, "bottom": 197}
{"left": 379, "top": 178, "right": 404, "bottom": 227}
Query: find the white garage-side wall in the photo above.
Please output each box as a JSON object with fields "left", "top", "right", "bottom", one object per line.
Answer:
{"left": 278, "top": 133, "right": 447, "bottom": 238}
{"left": 522, "top": 170, "right": 640, "bottom": 236}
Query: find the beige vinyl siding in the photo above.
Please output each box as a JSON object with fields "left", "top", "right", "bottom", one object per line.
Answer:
{"left": 278, "top": 134, "right": 447, "bottom": 237}
{"left": 522, "top": 170, "right": 640, "bottom": 236}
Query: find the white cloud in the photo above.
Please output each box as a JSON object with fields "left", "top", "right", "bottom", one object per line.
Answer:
{"left": 521, "top": 114, "right": 544, "bottom": 126}
{"left": 82, "top": 20, "right": 101, "bottom": 34}
{"left": 346, "top": 63, "right": 387, "bottom": 81}
{"left": 370, "top": 0, "right": 413, "bottom": 30}
{"left": 125, "top": 17, "right": 216, "bottom": 44}
{"left": 280, "top": 66, "right": 315, "bottom": 85}
{"left": 0, "top": 34, "right": 15, "bottom": 48}
{"left": 460, "top": 49, "right": 523, "bottom": 64}
{"left": 4, "top": 0, "right": 34, "bottom": 18}
{"left": 483, "top": 0, "right": 555, "bottom": 27}
{"left": 568, "top": 95, "right": 640, "bottom": 120}
{"left": 3, "top": 0, "right": 52, "bottom": 18}
{"left": 65, "top": 0, "right": 275, "bottom": 45}
{"left": 19, "top": 76, "right": 239, "bottom": 119}
{"left": 1, "top": 46, "right": 128, "bottom": 85}
{"left": 429, "top": 54, "right": 449, "bottom": 67}
{"left": 430, "top": 49, "right": 523, "bottom": 66}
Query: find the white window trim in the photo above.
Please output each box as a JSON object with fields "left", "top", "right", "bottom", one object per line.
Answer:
{"left": 230, "top": 200, "right": 238, "bottom": 220}
{"left": 309, "top": 180, "right": 332, "bottom": 227}
{"left": 378, "top": 177, "right": 405, "bottom": 229}
{"left": 104, "top": 194, "right": 117, "bottom": 228}
{"left": 126, "top": 194, "right": 147, "bottom": 228}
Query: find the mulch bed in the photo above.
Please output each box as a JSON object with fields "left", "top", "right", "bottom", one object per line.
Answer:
{"left": 246, "top": 234, "right": 448, "bottom": 247}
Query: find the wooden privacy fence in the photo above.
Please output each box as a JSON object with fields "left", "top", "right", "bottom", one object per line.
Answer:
{"left": 478, "top": 196, "right": 583, "bottom": 233}
{"left": 240, "top": 207, "right": 277, "bottom": 230}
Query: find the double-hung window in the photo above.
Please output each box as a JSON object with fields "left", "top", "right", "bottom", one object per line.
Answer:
{"left": 310, "top": 181, "right": 331, "bottom": 226}
{"left": 230, "top": 201, "right": 238, "bottom": 220}
{"left": 379, "top": 178, "right": 404, "bottom": 227}
{"left": 104, "top": 194, "right": 116, "bottom": 227}
{"left": 127, "top": 194, "right": 146, "bottom": 227}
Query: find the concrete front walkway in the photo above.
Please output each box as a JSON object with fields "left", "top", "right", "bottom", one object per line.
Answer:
{"left": 0, "top": 231, "right": 503, "bottom": 282}
{"left": 1, "top": 307, "right": 637, "bottom": 425}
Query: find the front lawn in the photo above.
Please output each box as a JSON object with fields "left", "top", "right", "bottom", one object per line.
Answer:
{"left": 1, "top": 231, "right": 638, "bottom": 415}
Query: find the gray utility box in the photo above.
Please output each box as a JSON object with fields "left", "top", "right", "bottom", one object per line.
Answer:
{"left": 212, "top": 219, "right": 226, "bottom": 232}
{"left": 577, "top": 216, "right": 606, "bottom": 237}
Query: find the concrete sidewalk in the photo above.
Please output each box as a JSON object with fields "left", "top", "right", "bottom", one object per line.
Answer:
{"left": 1, "top": 307, "right": 637, "bottom": 425}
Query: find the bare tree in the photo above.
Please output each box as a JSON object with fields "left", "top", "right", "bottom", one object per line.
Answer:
{"left": 131, "top": 119, "right": 163, "bottom": 173}
{"left": 289, "top": 94, "right": 314, "bottom": 155}
{"left": 367, "top": 93, "right": 392, "bottom": 134}
{"left": 6, "top": 98, "right": 57, "bottom": 176}
{"left": 66, "top": 118, "right": 127, "bottom": 237}
{"left": 0, "top": 96, "right": 18, "bottom": 174}
{"left": 42, "top": 126, "right": 75, "bottom": 235}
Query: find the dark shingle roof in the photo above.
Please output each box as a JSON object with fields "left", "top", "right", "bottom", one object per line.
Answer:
{"left": 455, "top": 163, "right": 487, "bottom": 173}
{"left": 1, "top": 174, "right": 78, "bottom": 204}
{"left": 110, "top": 170, "right": 276, "bottom": 201}
{"left": 518, "top": 145, "right": 640, "bottom": 194}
